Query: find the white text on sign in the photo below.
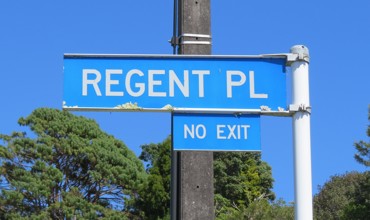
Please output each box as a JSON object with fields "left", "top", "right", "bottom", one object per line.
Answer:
{"left": 184, "top": 124, "right": 251, "bottom": 140}
{"left": 82, "top": 69, "right": 267, "bottom": 99}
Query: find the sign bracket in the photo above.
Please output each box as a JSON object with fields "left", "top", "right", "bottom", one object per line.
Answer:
{"left": 170, "top": 33, "right": 212, "bottom": 46}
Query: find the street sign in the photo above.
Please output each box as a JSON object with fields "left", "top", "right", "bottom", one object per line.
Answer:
{"left": 173, "top": 113, "right": 260, "bottom": 151}
{"left": 63, "top": 54, "right": 287, "bottom": 111}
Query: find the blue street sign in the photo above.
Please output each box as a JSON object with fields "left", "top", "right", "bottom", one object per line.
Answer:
{"left": 173, "top": 113, "right": 261, "bottom": 151}
{"left": 63, "top": 55, "right": 287, "bottom": 111}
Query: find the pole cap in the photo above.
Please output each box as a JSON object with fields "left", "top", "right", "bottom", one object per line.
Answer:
{"left": 290, "top": 45, "right": 310, "bottom": 63}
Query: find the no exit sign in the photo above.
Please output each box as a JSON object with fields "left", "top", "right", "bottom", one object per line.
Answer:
{"left": 173, "top": 113, "right": 260, "bottom": 151}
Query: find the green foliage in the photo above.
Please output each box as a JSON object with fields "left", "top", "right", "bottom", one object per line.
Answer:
{"left": 313, "top": 108, "right": 370, "bottom": 220}
{"left": 214, "top": 152, "right": 282, "bottom": 219}
{"left": 216, "top": 197, "right": 294, "bottom": 220}
{"left": 130, "top": 139, "right": 277, "bottom": 219}
{"left": 354, "top": 105, "right": 370, "bottom": 167}
{"left": 337, "top": 105, "right": 370, "bottom": 219}
{"left": 341, "top": 171, "right": 370, "bottom": 219}
{"left": 214, "top": 152, "right": 275, "bottom": 214}
{"left": 127, "top": 137, "right": 172, "bottom": 220}
{"left": 313, "top": 172, "right": 367, "bottom": 220}
{"left": 0, "top": 108, "right": 145, "bottom": 219}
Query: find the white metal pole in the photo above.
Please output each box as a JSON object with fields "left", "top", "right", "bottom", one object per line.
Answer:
{"left": 290, "top": 45, "right": 313, "bottom": 220}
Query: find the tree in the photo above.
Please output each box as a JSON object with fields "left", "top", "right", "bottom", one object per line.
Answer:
{"left": 342, "top": 106, "right": 370, "bottom": 219}
{"left": 127, "top": 138, "right": 277, "bottom": 219}
{"left": 313, "top": 172, "right": 366, "bottom": 220}
{"left": 128, "top": 137, "right": 172, "bottom": 220}
{"left": 313, "top": 108, "right": 370, "bottom": 220}
{"left": 128, "top": 137, "right": 275, "bottom": 219}
{"left": 214, "top": 152, "right": 275, "bottom": 217}
{"left": 341, "top": 171, "right": 370, "bottom": 220}
{"left": 354, "top": 105, "right": 370, "bottom": 167}
{"left": 0, "top": 108, "right": 146, "bottom": 219}
{"left": 216, "top": 198, "right": 294, "bottom": 220}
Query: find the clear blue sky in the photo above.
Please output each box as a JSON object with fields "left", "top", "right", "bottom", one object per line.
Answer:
{"left": 1, "top": 1, "right": 369, "bottom": 202}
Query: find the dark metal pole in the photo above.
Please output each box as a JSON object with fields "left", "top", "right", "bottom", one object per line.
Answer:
{"left": 171, "top": 0, "right": 178, "bottom": 55}
{"left": 176, "top": 0, "right": 214, "bottom": 219}
{"left": 170, "top": 113, "right": 178, "bottom": 220}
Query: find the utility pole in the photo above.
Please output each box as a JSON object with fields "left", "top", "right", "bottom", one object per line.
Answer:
{"left": 173, "top": 0, "right": 214, "bottom": 219}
